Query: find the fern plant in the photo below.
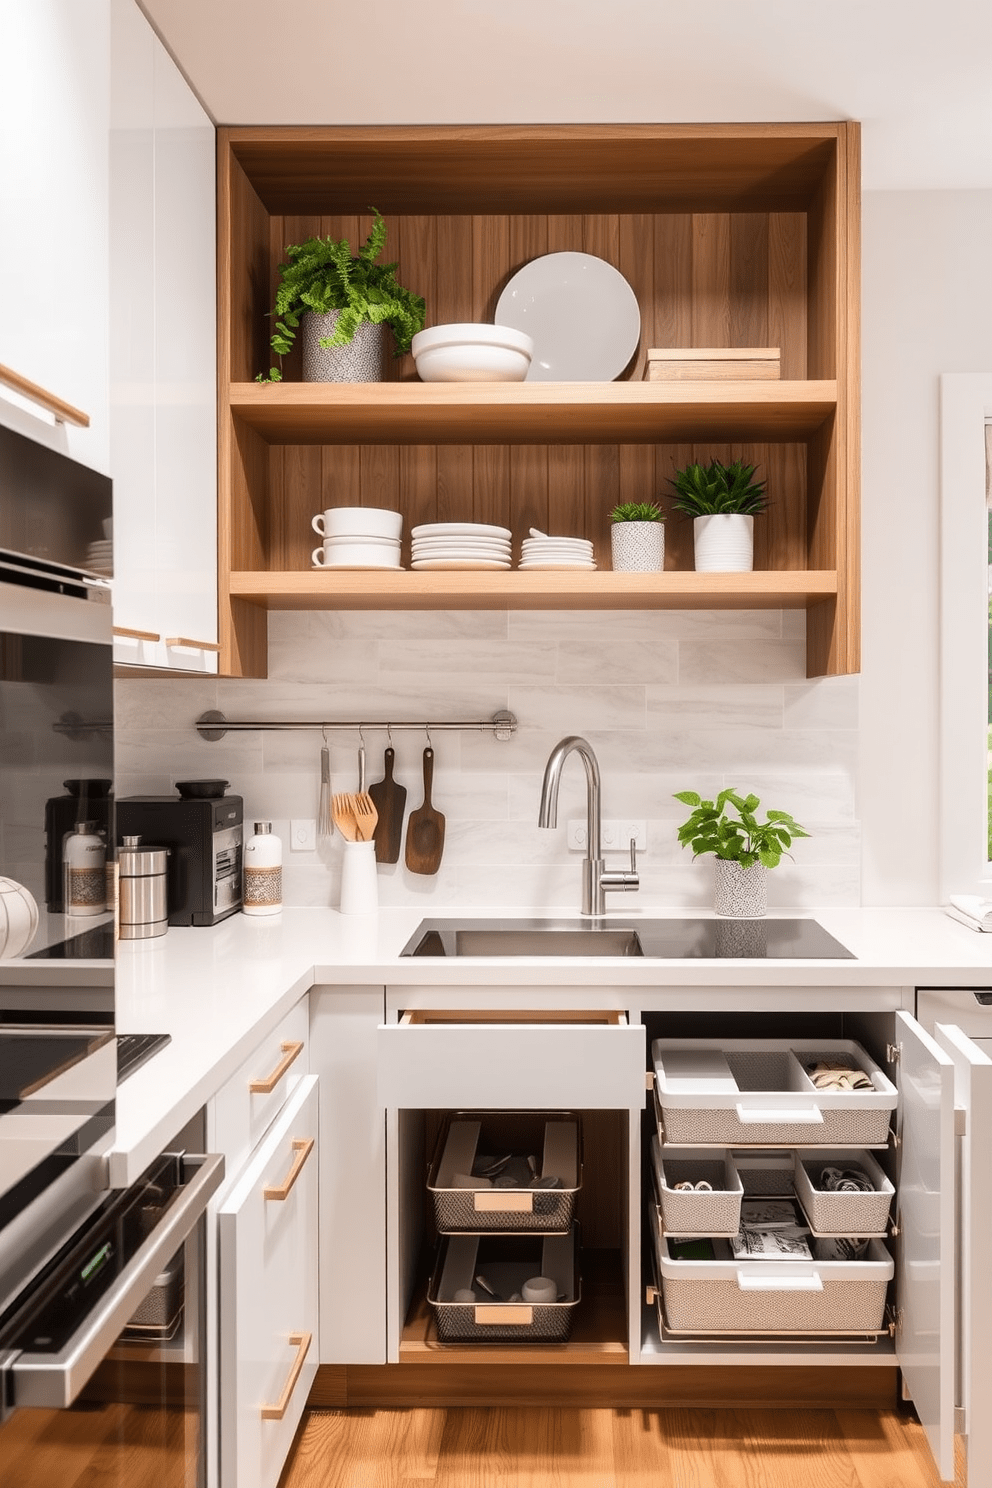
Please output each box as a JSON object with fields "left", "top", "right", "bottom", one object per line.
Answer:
{"left": 257, "top": 210, "right": 426, "bottom": 383}
{"left": 669, "top": 458, "right": 768, "bottom": 516}
{"left": 673, "top": 788, "right": 809, "bottom": 869}
{"left": 609, "top": 501, "right": 666, "bottom": 523}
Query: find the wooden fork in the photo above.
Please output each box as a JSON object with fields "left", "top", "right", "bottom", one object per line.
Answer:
{"left": 351, "top": 792, "right": 379, "bottom": 842}
{"left": 331, "top": 793, "right": 359, "bottom": 842}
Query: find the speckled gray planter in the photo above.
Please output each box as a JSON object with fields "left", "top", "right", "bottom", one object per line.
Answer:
{"left": 610, "top": 522, "right": 665, "bottom": 572}
{"left": 713, "top": 859, "right": 767, "bottom": 918}
{"left": 302, "top": 311, "right": 386, "bottom": 382}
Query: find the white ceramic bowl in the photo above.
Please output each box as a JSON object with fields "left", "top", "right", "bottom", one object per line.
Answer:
{"left": 314, "top": 507, "right": 403, "bottom": 540}
{"left": 412, "top": 323, "right": 534, "bottom": 383}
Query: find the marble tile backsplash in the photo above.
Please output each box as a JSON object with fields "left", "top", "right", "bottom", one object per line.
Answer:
{"left": 114, "top": 609, "right": 861, "bottom": 910}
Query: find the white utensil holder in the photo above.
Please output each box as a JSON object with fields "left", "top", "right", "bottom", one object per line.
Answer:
{"left": 339, "top": 840, "right": 378, "bottom": 915}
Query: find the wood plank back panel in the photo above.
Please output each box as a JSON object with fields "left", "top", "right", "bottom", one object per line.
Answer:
{"left": 267, "top": 439, "right": 808, "bottom": 576}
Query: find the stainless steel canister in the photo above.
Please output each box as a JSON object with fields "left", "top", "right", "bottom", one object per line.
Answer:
{"left": 118, "top": 835, "right": 170, "bottom": 939}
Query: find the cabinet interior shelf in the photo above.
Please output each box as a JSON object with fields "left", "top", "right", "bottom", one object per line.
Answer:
{"left": 230, "top": 380, "right": 838, "bottom": 447}
{"left": 229, "top": 568, "right": 838, "bottom": 612}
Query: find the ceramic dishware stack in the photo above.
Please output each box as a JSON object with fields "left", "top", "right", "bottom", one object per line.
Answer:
{"left": 84, "top": 537, "right": 113, "bottom": 576}
{"left": 311, "top": 506, "right": 403, "bottom": 570}
{"left": 519, "top": 531, "right": 595, "bottom": 571}
{"left": 410, "top": 522, "right": 512, "bottom": 571}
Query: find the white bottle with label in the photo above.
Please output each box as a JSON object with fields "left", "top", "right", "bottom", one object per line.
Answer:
{"left": 242, "top": 821, "right": 282, "bottom": 916}
{"left": 63, "top": 821, "right": 107, "bottom": 916}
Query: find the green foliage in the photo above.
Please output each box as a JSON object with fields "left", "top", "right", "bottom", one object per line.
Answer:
{"left": 668, "top": 458, "right": 768, "bottom": 517}
{"left": 257, "top": 209, "right": 426, "bottom": 383}
{"left": 673, "top": 788, "right": 809, "bottom": 870}
{"left": 609, "top": 501, "right": 666, "bottom": 523}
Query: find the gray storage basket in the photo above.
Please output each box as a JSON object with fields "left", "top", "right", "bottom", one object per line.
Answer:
{"left": 428, "top": 1112, "right": 581, "bottom": 1234}
{"left": 793, "top": 1149, "right": 895, "bottom": 1236}
{"left": 652, "top": 1137, "right": 743, "bottom": 1237}
{"left": 428, "top": 1229, "right": 580, "bottom": 1343}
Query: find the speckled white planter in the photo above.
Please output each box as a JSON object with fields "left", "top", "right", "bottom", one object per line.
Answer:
{"left": 610, "top": 522, "right": 665, "bottom": 572}
{"left": 713, "top": 859, "right": 767, "bottom": 918}
{"left": 693, "top": 513, "right": 754, "bottom": 572}
{"left": 302, "top": 311, "right": 386, "bottom": 383}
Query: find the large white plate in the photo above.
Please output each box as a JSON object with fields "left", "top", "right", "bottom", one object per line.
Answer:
{"left": 495, "top": 251, "right": 640, "bottom": 382}
{"left": 519, "top": 560, "right": 597, "bottom": 571}
{"left": 411, "top": 522, "right": 512, "bottom": 540}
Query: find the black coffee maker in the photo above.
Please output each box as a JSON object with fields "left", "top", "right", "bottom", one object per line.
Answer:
{"left": 44, "top": 779, "right": 113, "bottom": 911}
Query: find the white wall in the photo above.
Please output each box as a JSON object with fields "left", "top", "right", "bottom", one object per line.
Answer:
{"left": 860, "top": 189, "right": 992, "bottom": 904}
{"left": 0, "top": 0, "right": 111, "bottom": 473}
{"left": 114, "top": 608, "right": 860, "bottom": 911}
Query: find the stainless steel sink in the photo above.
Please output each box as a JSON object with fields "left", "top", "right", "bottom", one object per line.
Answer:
{"left": 400, "top": 916, "right": 856, "bottom": 960}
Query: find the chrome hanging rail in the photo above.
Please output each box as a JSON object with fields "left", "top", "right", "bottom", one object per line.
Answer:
{"left": 194, "top": 709, "right": 518, "bottom": 743}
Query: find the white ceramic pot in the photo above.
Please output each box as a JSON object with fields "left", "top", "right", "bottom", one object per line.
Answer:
{"left": 713, "top": 859, "right": 767, "bottom": 918}
{"left": 693, "top": 513, "right": 754, "bottom": 572}
{"left": 610, "top": 522, "right": 665, "bottom": 573}
{"left": 0, "top": 877, "right": 40, "bottom": 958}
{"left": 302, "top": 311, "right": 386, "bottom": 383}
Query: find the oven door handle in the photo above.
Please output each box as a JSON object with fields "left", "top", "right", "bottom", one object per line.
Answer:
{"left": 8, "top": 1151, "right": 225, "bottom": 1411}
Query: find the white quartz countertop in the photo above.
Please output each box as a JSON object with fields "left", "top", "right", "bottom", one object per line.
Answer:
{"left": 112, "top": 903, "right": 992, "bottom": 1185}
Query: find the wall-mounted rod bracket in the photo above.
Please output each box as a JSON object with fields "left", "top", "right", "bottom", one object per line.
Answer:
{"left": 194, "top": 709, "right": 517, "bottom": 743}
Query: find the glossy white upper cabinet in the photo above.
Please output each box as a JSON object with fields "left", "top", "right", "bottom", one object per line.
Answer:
{"left": 0, "top": 0, "right": 111, "bottom": 472}
{"left": 110, "top": 0, "right": 218, "bottom": 672}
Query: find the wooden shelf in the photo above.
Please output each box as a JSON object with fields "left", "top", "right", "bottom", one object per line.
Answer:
{"left": 230, "top": 380, "right": 837, "bottom": 447}
{"left": 229, "top": 568, "right": 839, "bottom": 612}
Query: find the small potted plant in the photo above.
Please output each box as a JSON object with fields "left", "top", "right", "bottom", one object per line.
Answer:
{"left": 668, "top": 458, "right": 768, "bottom": 572}
{"left": 258, "top": 209, "right": 426, "bottom": 384}
{"left": 608, "top": 501, "right": 666, "bottom": 573}
{"left": 673, "top": 788, "right": 809, "bottom": 917}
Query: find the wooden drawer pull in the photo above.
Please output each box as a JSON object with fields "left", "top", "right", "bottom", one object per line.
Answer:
{"left": 264, "top": 1137, "right": 314, "bottom": 1201}
{"left": 165, "top": 636, "right": 222, "bottom": 651}
{"left": 249, "top": 1040, "right": 304, "bottom": 1094}
{"left": 260, "top": 1331, "right": 311, "bottom": 1421}
{"left": 0, "top": 361, "right": 90, "bottom": 427}
{"left": 114, "top": 626, "right": 161, "bottom": 643}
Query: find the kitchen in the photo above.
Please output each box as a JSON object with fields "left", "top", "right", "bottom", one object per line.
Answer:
{"left": 2, "top": 1, "right": 992, "bottom": 1485}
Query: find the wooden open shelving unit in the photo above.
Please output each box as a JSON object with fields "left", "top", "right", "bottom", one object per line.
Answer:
{"left": 218, "top": 123, "right": 860, "bottom": 679}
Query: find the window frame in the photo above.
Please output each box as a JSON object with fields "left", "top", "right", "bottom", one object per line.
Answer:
{"left": 939, "top": 373, "right": 992, "bottom": 899}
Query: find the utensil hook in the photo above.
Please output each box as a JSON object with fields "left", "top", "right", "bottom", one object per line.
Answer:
{"left": 386, "top": 722, "right": 393, "bottom": 745}
{"left": 321, "top": 724, "right": 329, "bottom": 746}
{"left": 425, "top": 722, "right": 432, "bottom": 750}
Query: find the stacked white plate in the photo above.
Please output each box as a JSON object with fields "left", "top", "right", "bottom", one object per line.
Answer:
{"left": 411, "top": 522, "right": 512, "bottom": 570}
{"left": 519, "top": 533, "right": 596, "bottom": 571}
{"left": 313, "top": 534, "right": 402, "bottom": 570}
{"left": 84, "top": 540, "right": 113, "bottom": 576}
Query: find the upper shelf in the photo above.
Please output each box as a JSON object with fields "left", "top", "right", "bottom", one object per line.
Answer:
{"left": 229, "top": 380, "right": 838, "bottom": 447}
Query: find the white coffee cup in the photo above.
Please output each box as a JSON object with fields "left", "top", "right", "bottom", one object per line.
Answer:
{"left": 312, "top": 540, "right": 401, "bottom": 568}
{"left": 339, "top": 840, "right": 378, "bottom": 915}
{"left": 521, "top": 1276, "right": 558, "bottom": 1303}
{"left": 312, "top": 507, "right": 403, "bottom": 540}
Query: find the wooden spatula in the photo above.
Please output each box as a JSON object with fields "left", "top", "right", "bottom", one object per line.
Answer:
{"left": 331, "top": 793, "right": 359, "bottom": 842}
{"left": 368, "top": 746, "right": 407, "bottom": 863}
{"left": 351, "top": 793, "right": 378, "bottom": 842}
{"left": 405, "top": 746, "right": 445, "bottom": 876}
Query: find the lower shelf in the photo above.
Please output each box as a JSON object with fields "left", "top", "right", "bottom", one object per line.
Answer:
{"left": 400, "top": 1247, "right": 628, "bottom": 1366}
{"left": 228, "top": 568, "right": 839, "bottom": 612}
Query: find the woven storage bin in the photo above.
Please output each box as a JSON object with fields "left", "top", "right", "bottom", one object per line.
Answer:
{"left": 793, "top": 1149, "right": 895, "bottom": 1236}
{"left": 428, "top": 1229, "right": 580, "bottom": 1343}
{"left": 655, "top": 1233, "right": 893, "bottom": 1335}
{"left": 428, "top": 1113, "right": 581, "bottom": 1234}
{"left": 651, "top": 1135, "right": 743, "bottom": 1237}
{"left": 652, "top": 1039, "right": 897, "bottom": 1147}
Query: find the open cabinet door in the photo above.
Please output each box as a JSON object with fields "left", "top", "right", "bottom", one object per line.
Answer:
{"left": 894, "top": 1011, "right": 956, "bottom": 1481}
{"left": 933, "top": 1022, "right": 992, "bottom": 1487}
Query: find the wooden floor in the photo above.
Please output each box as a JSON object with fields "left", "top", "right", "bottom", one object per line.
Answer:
{"left": 281, "top": 1406, "right": 967, "bottom": 1488}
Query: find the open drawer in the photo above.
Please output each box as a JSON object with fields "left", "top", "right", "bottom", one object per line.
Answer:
{"left": 377, "top": 1007, "right": 645, "bottom": 1110}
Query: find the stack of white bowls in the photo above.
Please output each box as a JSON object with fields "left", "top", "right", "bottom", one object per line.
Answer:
{"left": 84, "top": 538, "right": 113, "bottom": 576}
{"left": 311, "top": 506, "right": 403, "bottom": 570}
{"left": 519, "top": 531, "right": 596, "bottom": 571}
{"left": 411, "top": 522, "right": 512, "bottom": 570}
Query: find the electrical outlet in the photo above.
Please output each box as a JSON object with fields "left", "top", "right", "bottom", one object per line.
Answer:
{"left": 291, "top": 818, "right": 316, "bottom": 851}
{"left": 567, "top": 819, "right": 646, "bottom": 852}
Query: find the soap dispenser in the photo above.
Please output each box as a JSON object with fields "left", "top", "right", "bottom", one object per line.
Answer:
{"left": 243, "top": 821, "right": 282, "bottom": 916}
{"left": 63, "top": 821, "right": 106, "bottom": 916}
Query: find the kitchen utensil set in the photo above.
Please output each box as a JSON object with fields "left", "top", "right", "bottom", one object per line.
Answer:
{"left": 331, "top": 793, "right": 378, "bottom": 842}
{"left": 329, "top": 741, "right": 445, "bottom": 875}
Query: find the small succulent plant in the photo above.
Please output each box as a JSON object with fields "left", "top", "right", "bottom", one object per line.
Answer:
{"left": 608, "top": 501, "right": 666, "bottom": 523}
{"left": 669, "top": 459, "right": 768, "bottom": 517}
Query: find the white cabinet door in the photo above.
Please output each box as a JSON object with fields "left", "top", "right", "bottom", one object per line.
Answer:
{"left": 894, "top": 1010, "right": 958, "bottom": 1481}
{"left": 218, "top": 1075, "right": 319, "bottom": 1488}
{"left": 933, "top": 1022, "right": 992, "bottom": 1487}
{"left": 109, "top": 0, "right": 217, "bottom": 673}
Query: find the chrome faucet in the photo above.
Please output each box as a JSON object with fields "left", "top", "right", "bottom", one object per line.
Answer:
{"left": 537, "top": 735, "right": 639, "bottom": 916}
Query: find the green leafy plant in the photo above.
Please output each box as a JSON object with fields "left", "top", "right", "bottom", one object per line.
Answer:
{"left": 257, "top": 209, "right": 426, "bottom": 383}
{"left": 668, "top": 458, "right": 768, "bottom": 517}
{"left": 609, "top": 500, "right": 666, "bottom": 523}
{"left": 673, "top": 788, "right": 809, "bottom": 869}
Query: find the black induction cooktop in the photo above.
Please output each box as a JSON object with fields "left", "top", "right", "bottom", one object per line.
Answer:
{"left": 26, "top": 923, "right": 115, "bottom": 960}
